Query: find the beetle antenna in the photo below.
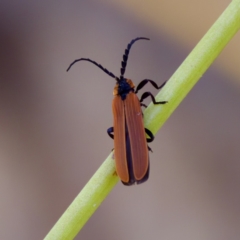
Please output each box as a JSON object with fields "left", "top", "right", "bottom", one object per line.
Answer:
{"left": 67, "top": 58, "right": 119, "bottom": 81}
{"left": 120, "top": 37, "right": 150, "bottom": 78}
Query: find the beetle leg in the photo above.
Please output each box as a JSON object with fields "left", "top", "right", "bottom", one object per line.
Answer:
{"left": 147, "top": 146, "right": 153, "bottom": 152}
{"left": 140, "top": 103, "right": 147, "bottom": 108}
{"left": 145, "top": 128, "right": 154, "bottom": 143}
{"left": 135, "top": 79, "right": 166, "bottom": 94}
{"left": 145, "top": 128, "right": 154, "bottom": 152}
{"left": 107, "top": 127, "right": 114, "bottom": 139}
{"left": 107, "top": 127, "right": 115, "bottom": 152}
{"left": 139, "top": 92, "right": 167, "bottom": 105}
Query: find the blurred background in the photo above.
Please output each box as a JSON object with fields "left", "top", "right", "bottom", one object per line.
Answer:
{"left": 0, "top": 0, "right": 240, "bottom": 239}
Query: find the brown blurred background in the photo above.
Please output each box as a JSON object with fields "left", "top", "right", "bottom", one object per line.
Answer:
{"left": 1, "top": 0, "right": 240, "bottom": 239}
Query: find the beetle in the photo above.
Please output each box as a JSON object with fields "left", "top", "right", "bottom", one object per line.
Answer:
{"left": 67, "top": 37, "right": 167, "bottom": 185}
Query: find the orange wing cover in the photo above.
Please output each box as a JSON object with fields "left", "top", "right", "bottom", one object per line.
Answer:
{"left": 112, "top": 92, "right": 149, "bottom": 185}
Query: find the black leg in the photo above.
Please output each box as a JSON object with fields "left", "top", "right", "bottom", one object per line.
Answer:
{"left": 135, "top": 79, "right": 166, "bottom": 94}
{"left": 145, "top": 128, "right": 154, "bottom": 152}
{"left": 139, "top": 92, "right": 167, "bottom": 105}
{"left": 107, "top": 127, "right": 114, "bottom": 139}
{"left": 145, "top": 128, "right": 154, "bottom": 143}
{"left": 147, "top": 146, "right": 153, "bottom": 152}
{"left": 140, "top": 103, "right": 147, "bottom": 108}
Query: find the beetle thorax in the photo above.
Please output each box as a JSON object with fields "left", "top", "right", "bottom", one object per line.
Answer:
{"left": 113, "top": 78, "right": 135, "bottom": 100}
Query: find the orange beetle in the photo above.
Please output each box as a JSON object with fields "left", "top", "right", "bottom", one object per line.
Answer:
{"left": 67, "top": 37, "right": 167, "bottom": 185}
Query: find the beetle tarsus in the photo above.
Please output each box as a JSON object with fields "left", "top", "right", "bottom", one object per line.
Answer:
{"left": 135, "top": 79, "right": 166, "bottom": 94}
{"left": 145, "top": 128, "right": 154, "bottom": 143}
{"left": 139, "top": 92, "right": 167, "bottom": 105}
{"left": 107, "top": 127, "right": 114, "bottom": 139}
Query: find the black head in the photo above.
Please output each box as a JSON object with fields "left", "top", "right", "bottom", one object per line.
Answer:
{"left": 117, "top": 77, "right": 134, "bottom": 100}
{"left": 67, "top": 37, "right": 150, "bottom": 99}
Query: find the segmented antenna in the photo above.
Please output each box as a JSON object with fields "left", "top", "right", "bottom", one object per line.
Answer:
{"left": 67, "top": 58, "right": 118, "bottom": 80}
{"left": 120, "top": 37, "right": 150, "bottom": 78}
{"left": 67, "top": 37, "right": 150, "bottom": 81}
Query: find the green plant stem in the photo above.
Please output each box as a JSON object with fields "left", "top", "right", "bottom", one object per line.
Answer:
{"left": 44, "top": 155, "right": 118, "bottom": 240}
{"left": 144, "top": 0, "right": 240, "bottom": 134}
{"left": 44, "top": 1, "right": 240, "bottom": 239}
